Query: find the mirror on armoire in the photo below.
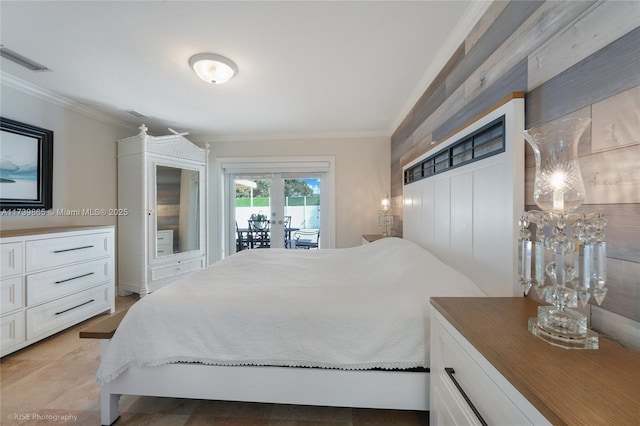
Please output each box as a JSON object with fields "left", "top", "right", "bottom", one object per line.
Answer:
{"left": 155, "top": 165, "right": 200, "bottom": 256}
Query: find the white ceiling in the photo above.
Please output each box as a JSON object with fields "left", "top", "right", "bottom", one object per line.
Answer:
{"left": 0, "top": 1, "right": 486, "bottom": 140}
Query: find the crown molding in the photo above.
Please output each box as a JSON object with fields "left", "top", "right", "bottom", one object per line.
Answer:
{"left": 0, "top": 71, "right": 137, "bottom": 131}
{"left": 191, "top": 130, "right": 389, "bottom": 143}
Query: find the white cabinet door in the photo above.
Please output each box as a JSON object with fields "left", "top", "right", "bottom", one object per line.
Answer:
{"left": 1, "top": 311, "right": 25, "bottom": 355}
{"left": 1, "top": 242, "right": 23, "bottom": 278}
{"left": 1, "top": 276, "right": 24, "bottom": 313}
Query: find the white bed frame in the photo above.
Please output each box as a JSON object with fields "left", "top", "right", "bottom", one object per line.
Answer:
{"left": 99, "top": 340, "right": 429, "bottom": 425}
{"left": 97, "top": 96, "right": 524, "bottom": 425}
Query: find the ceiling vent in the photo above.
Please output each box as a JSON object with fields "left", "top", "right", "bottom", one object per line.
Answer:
{"left": 125, "top": 110, "right": 147, "bottom": 118}
{"left": 0, "top": 47, "right": 50, "bottom": 72}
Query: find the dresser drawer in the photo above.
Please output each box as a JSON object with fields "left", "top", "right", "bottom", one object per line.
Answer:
{"left": 26, "top": 284, "right": 110, "bottom": 340}
{"left": 26, "top": 258, "right": 112, "bottom": 306}
{"left": 432, "top": 384, "right": 479, "bottom": 426}
{"left": 1, "top": 311, "right": 25, "bottom": 355}
{"left": 156, "top": 243, "right": 173, "bottom": 256}
{"left": 1, "top": 242, "right": 23, "bottom": 278}
{"left": 150, "top": 257, "right": 203, "bottom": 282}
{"left": 432, "top": 315, "right": 532, "bottom": 425}
{"left": 26, "top": 232, "right": 113, "bottom": 272}
{"left": 1, "top": 276, "right": 24, "bottom": 313}
{"left": 156, "top": 230, "right": 174, "bottom": 256}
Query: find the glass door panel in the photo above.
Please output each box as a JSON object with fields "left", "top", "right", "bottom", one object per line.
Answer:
{"left": 234, "top": 177, "right": 273, "bottom": 250}
{"left": 284, "top": 177, "right": 320, "bottom": 249}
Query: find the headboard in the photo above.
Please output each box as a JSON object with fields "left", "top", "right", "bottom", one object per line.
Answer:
{"left": 402, "top": 95, "right": 524, "bottom": 297}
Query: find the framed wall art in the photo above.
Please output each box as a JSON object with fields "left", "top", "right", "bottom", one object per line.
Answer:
{"left": 0, "top": 117, "right": 53, "bottom": 210}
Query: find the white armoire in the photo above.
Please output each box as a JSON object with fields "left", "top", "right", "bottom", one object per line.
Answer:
{"left": 117, "top": 125, "right": 208, "bottom": 296}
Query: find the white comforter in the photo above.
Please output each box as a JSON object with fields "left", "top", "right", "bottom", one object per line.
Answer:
{"left": 97, "top": 238, "right": 485, "bottom": 385}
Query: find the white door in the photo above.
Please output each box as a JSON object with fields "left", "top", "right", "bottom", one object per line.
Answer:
{"left": 232, "top": 173, "right": 322, "bottom": 251}
{"left": 219, "top": 156, "right": 335, "bottom": 258}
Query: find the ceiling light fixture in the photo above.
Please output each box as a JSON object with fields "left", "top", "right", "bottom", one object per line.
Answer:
{"left": 188, "top": 53, "right": 237, "bottom": 84}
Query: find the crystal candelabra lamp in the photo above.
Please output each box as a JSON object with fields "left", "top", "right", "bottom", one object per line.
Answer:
{"left": 519, "top": 117, "right": 607, "bottom": 349}
{"left": 378, "top": 196, "right": 393, "bottom": 237}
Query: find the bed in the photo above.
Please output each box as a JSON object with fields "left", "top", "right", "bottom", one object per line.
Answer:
{"left": 94, "top": 238, "right": 485, "bottom": 423}
{"left": 98, "top": 238, "right": 486, "bottom": 383}
{"left": 88, "top": 95, "right": 524, "bottom": 425}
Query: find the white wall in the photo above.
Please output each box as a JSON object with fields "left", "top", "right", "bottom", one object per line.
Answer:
{"left": 192, "top": 135, "right": 391, "bottom": 253}
{"left": 1, "top": 78, "right": 390, "bottom": 256}
{"left": 0, "top": 80, "right": 133, "bottom": 230}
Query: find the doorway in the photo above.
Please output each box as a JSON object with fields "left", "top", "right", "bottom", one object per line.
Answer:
{"left": 217, "top": 156, "right": 335, "bottom": 258}
{"left": 233, "top": 174, "right": 322, "bottom": 250}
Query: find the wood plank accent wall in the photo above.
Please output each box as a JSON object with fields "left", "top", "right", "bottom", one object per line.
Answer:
{"left": 391, "top": 1, "right": 640, "bottom": 336}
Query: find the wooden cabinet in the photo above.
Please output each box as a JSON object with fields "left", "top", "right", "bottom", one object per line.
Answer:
{"left": 117, "top": 125, "right": 208, "bottom": 296}
{"left": 430, "top": 297, "right": 640, "bottom": 426}
{"left": 0, "top": 226, "right": 115, "bottom": 357}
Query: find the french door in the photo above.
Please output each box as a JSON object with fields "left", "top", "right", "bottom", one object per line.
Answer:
{"left": 219, "top": 156, "right": 335, "bottom": 258}
{"left": 232, "top": 173, "right": 321, "bottom": 250}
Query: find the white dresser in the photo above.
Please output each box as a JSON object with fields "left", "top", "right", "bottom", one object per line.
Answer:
{"left": 430, "top": 297, "right": 639, "bottom": 425}
{"left": 1, "top": 226, "right": 115, "bottom": 357}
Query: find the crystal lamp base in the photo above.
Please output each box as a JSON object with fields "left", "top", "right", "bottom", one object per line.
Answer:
{"left": 537, "top": 305, "right": 586, "bottom": 335}
{"left": 528, "top": 316, "right": 599, "bottom": 350}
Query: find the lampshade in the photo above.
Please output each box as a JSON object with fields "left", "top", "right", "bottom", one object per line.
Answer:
{"left": 188, "top": 53, "right": 238, "bottom": 84}
{"left": 522, "top": 117, "right": 590, "bottom": 213}
{"left": 381, "top": 197, "right": 390, "bottom": 212}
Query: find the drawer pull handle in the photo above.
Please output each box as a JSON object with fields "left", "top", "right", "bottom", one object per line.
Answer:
{"left": 55, "top": 299, "right": 95, "bottom": 315}
{"left": 445, "top": 367, "right": 487, "bottom": 426}
{"left": 55, "top": 272, "right": 95, "bottom": 284}
{"left": 53, "top": 245, "right": 94, "bottom": 253}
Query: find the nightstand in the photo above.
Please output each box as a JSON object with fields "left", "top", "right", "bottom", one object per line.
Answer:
{"left": 361, "top": 234, "right": 383, "bottom": 245}
{"left": 429, "top": 297, "right": 639, "bottom": 425}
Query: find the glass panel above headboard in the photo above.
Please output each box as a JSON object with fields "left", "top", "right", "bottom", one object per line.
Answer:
{"left": 404, "top": 116, "right": 505, "bottom": 185}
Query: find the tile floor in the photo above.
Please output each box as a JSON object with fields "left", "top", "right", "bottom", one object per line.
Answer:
{"left": 1, "top": 296, "right": 428, "bottom": 426}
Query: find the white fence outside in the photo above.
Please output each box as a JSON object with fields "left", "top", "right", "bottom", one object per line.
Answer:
{"left": 236, "top": 205, "right": 320, "bottom": 230}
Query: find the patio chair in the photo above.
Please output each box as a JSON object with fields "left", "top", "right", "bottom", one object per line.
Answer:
{"left": 283, "top": 216, "right": 293, "bottom": 248}
{"left": 248, "top": 219, "right": 271, "bottom": 248}
{"left": 293, "top": 229, "right": 319, "bottom": 249}
{"left": 235, "top": 221, "right": 249, "bottom": 252}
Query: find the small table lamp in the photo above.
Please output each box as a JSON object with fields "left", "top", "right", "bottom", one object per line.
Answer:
{"left": 378, "top": 196, "right": 393, "bottom": 237}
{"left": 519, "top": 117, "right": 607, "bottom": 350}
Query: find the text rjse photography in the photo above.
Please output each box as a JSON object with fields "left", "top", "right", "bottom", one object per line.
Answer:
{"left": 7, "top": 413, "right": 78, "bottom": 423}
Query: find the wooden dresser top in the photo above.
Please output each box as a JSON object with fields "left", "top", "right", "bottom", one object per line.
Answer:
{"left": 431, "top": 297, "right": 640, "bottom": 426}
